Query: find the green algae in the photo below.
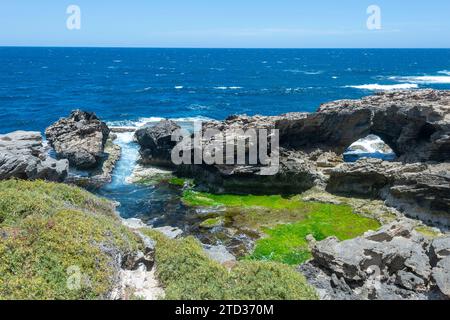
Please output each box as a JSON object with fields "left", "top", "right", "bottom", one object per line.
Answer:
{"left": 248, "top": 207, "right": 380, "bottom": 265}
{"left": 182, "top": 190, "right": 381, "bottom": 266}
{"left": 199, "top": 217, "right": 225, "bottom": 229}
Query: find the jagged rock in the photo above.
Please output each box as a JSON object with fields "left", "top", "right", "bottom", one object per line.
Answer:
{"left": 277, "top": 90, "right": 450, "bottom": 162}
{"left": 133, "top": 115, "right": 321, "bottom": 193}
{"left": 299, "top": 221, "right": 450, "bottom": 300}
{"left": 386, "top": 162, "right": 450, "bottom": 226}
{"left": 432, "top": 256, "right": 450, "bottom": 298}
{"left": 45, "top": 110, "right": 110, "bottom": 169}
{"left": 326, "top": 159, "right": 450, "bottom": 225}
{"left": 64, "top": 136, "right": 121, "bottom": 189}
{"left": 364, "top": 221, "right": 413, "bottom": 242}
{"left": 176, "top": 150, "right": 320, "bottom": 194}
{"left": 429, "top": 238, "right": 450, "bottom": 265}
{"left": 395, "top": 270, "right": 426, "bottom": 292}
{"left": 0, "top": 131, "right": 68, "bottom": 182}
{"left": 135, "top": 120, "right": 180, "bottom": 167}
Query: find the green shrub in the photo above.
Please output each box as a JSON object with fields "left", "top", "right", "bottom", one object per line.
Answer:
{"left": 0, "top": 180, "right": 141, "bottom": 300}
{"left": 0, "top": 179, "right": 114, "bottom": 225}
{"left": 142, "top": 230, "right": 318, "bottom": 300}
{"left": 229, "top": 261, "right": 318, "bottom": 300}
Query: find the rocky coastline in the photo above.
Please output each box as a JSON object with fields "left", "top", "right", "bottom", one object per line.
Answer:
{"left": 131, "top": 89, "right": 450, "bottom": 299}
{"left": 1, "top": 89, "right": 449, "bottom": 300}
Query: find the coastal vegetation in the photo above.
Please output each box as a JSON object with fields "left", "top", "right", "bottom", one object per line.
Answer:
{"left": 0, "top": 180, "right": 142, "bottom": 300}
{"left": 141, "top": 229, "right": 318, "bottom": 300}
{"left": 0, "top": 179, "right": 318, "bottom": 300}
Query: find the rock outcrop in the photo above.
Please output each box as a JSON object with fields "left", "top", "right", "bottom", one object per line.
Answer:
{"left": 65, "top": 136, "right": 121, "bottom": 189}
{"left": 0, "top": 131, "right": 68, "bottom": 182}
{"left": 276, "top": 90, "right": 450, "bottom": 162}
{"left": 45, "top": 110, "right": 110, "bottom": 169}
{"left": 326, "top": 159, "right": 450, "bottom": 226}
{"left": 135, "top": 120, "right": 181, "bottom": 167}
{"left": 133, "top": 90, "right": 449, "bottom": 222}
{"left": 175, "top": 150, "right": 321, "bottom": 194}
{"left": 299, "top": 221, "right": 450, "bottom": 300}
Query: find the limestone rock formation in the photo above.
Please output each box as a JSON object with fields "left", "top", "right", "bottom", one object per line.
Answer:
{"left": 0, "top": 130, "right": 68, "bottom": 182}
{"left": 45, "top": 110, "right": 110, "bottom": 169}
{"left": 276, "top": 90, "right": 450, "bottom": 162}
{"left": 175, "top": 149, "right": 321, "bottom": 194}
{"left": 135, "top": 120, "right": 181, "bottom": 167}
{"left": 326, "top": 159, "right": 450, "bottom": 225}
{"left": 64, "top": 136, "right": 121, "bottom": 189}
{"left": 299, "top": 221, "right": 450, "bottom": 300}
{"left": 133, "top": 90, "right": 450, "bottom": 223}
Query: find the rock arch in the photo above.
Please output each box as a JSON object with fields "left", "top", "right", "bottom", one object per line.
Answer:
{"left": 276, "top": 90, "right": 450, "bottom": 163}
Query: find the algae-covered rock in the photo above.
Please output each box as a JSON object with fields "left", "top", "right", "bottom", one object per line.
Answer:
{"left": 199, "top": 217, "right": 225, "bottom": 229}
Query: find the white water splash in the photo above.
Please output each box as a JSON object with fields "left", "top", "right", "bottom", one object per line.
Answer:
{"left": 345, "top": 83, "right": 418, "bottom": 91}
{"left": 389, "top": 75, "right": 450, "bottom": 84}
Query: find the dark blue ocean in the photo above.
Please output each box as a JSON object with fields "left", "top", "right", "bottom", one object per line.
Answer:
{"left": 1, "top": 47, "right": 450, "bottom": 134}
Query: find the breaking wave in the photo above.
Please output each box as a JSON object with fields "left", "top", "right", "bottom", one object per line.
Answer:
{"left": 345, "top": 83, "right": 419, "bottom": 91}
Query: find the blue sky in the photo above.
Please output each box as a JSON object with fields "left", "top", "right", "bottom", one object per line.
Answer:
{"left": 1, "top": 0, "right": 449, "bottom": 48}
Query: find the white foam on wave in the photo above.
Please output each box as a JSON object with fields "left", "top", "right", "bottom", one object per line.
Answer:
{"left": 284, "top": 69, "right": 323, "bottom": 75}
{"left": 438, "top": 70, "right": 450, "bottom": 76}
{"left": 107, "top": 115, "right": 213, "bottom": 129}
{"left": 389, "top": 75, "right": 450, "bottom": 84}
{"left": 347, "top": 135, "right": 394, "bottom": 154}
{"left": 114, "top": 131, "right": 136, "bottom": 144}
{"left": 214, "top": 86, "right": 242, "bottom": 90}
{"left": 174, "top": 86, "right": 184, "bottom": 89}
{"left": 345, "top": 83, "right": 418, "bottom": 91}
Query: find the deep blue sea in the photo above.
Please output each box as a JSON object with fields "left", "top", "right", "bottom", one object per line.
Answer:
{"left": 1, "top": 48, "right": 450, "bottom": 241}
{"left": 1, "top": 47, "right": 450, "bottom": 134}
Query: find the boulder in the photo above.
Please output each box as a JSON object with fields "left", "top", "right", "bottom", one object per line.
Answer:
{"left": 386, "top": 162, "right": 450, "bottom": 226}
{"left": 0, "top": 131, "right": 68, "bottom": 182}
{"left": 299, "top": 221, "right": 450, "bottom": 300}
{"left": 429, "top": 237, "right": 450, "bottom": 265}
{"left": 135, "top": 120, "right": 180, "bottom": 167}
{"left": 64, "top": 136, "right": 121, "bottom": 189}
{"left": 432, "top": 256, "right": 450, "bottom": 299}
{"left": 45, "top": 110, "right": 110, "bottom": 169}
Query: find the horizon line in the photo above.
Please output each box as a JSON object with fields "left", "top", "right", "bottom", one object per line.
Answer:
{"left": 1, "top": 45, "right": 450, "bottom": 50}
